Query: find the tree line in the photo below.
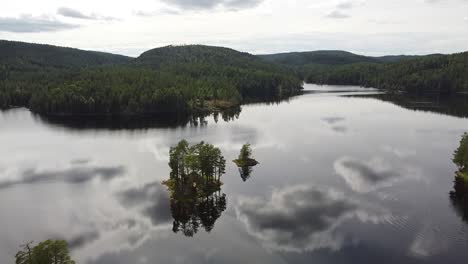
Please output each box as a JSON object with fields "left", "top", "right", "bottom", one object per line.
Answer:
{"left": 302, "top": 52, "right": 468, "bottom": 95}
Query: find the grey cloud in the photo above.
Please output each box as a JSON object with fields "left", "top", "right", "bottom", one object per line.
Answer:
{"left": 326, "top": 10, "right": 351, "bottom": 19}
{"left": 332, "top": 126, "right": 347, "bottom": 133}
{"left": 236, "top": 185, "right": 388, "bottom": 252}
{"left": 134, "top": 8, "right": 181, "bottom": 17}
{"left": 322, "top": 116, "right": 346, "bottom": 125}
{"left": 118, "top": 182, "right": 172, "bottom": 225}
{"left": 67, "top": 231, "right": 100, "bottom": 250}
{"left": 334, "top": 157, "right": 418, "bottom": 193}
{"left": 322, "top": 117, "right": 347, "bottom": 133}
{"left": 0, "top": 165, "right": 125, "bottom": 189}
{"left": 326, "top": 0, "right": 365, "bottom": 19}
{"left": 0, "top": 15, "right": 79, "bottom": 33}
{"left": 57, "top": 7, "right": 118, "bottom": 21}
{"left": 161, "top": 0, "right": 262, "bottom": 10}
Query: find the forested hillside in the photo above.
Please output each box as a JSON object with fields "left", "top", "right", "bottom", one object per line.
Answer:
{"left": 260, "top": 50, "right": 467, "bottom": 95}
{"left": 0, "top": 42, "right": 302, "bottom": 115}
{"left": 0, "top": 40, "right": 131, "bottom": 70}
{"left": 303, "top": 53, "right": 468, "bottom": 94}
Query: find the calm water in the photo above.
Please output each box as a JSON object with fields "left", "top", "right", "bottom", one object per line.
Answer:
{"left": 1, "top": 84, "right": 468, "bottom": 264}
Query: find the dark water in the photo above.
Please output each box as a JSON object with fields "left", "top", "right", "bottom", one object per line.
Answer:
{"left": 1, "top": 84, "right": 468, "bottom": 264}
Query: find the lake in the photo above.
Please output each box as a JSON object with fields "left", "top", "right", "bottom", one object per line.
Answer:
{"left": 1, "top": 84, "right": 468, "bottom": 264}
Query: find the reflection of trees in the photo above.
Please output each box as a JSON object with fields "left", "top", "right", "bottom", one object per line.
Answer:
{"left": 450, "top": 176, "right": 468, "bottom": 222}
{"left": 238, "top": 166, "right": 253, "bottom": 182}
{"left": 16, "top": 240, "right": 75, "bottom": 264}
{"left": 164, "top": 140, "right": 227, "bottom": 237}
{"left": 36, "top": 107, "right": 241, "bottom": 131}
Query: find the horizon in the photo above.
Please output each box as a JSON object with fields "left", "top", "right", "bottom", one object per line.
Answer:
{"left": 1, "top": 0, "right": 467, "bottom": 57}
{"left": 0, "top": 38, "right": 460, "bottom": 58}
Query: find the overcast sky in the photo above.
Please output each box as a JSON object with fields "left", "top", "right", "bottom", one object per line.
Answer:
{"left": 0, "top": 0, "right": 467, "bottom": 57}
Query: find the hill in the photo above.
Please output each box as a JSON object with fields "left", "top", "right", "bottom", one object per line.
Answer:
{"left": 0, "top": 43, "right": 302, "bottom": 115}
{"left": 259, "top": 49, "right": 467, "bottom": 95}
{"left": 303, "top": 52, "right": 468, "bottom": 94}
{"left": 136, "top": 45, "right": 256, "bottom": 67}
{"left": 258, "top": 50, "right": 381, "bottom": 66}
{"left": 0, "top": 40, "right": 132, "bottom": 70}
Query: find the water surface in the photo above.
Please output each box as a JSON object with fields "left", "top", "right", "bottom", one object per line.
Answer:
{"left": 1, "top": 84, "right": 468, "bottom": 264}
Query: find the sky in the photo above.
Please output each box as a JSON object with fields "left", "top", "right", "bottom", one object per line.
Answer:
{"left": 0, "top": 0, "right": 467, "bottom": 57}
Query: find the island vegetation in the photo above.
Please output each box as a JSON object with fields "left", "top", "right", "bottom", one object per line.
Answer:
{"left": 15, "top": 240, "right": 75, "bottom": 264}
{"left": 233, "top": 144, "right": 259, "bottom": 181}
{"left": 233, "top": 143, "right": 258, "bottom": 167}
{"left": 163, "top": 140, "right": 227, "bottom": 237}
{"left": 450, "top": 133, "right": 468, "bottom": 222}
{"left": 0, "top": 40, "right": 303, "bottom": 116}
{"left": 453, "top": 133, "right": 468, "bottom": 182}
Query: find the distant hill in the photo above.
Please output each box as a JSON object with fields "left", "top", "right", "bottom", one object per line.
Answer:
{"left": 302, "top": 52, "right": 468, "bottom": 94}
{"left": 0, "top": 40, "right": 132, "bottom": 70}
{"left": 258, "top": 50, "right": 420, "bottom": 66}
{"left": 136, "top": 45, "right": 257, "bottom": 67}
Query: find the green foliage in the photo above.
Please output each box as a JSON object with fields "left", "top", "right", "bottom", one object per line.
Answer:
{"left": 238, "top": 144, "right": 252, "bottom": 160}
{"left": 15, "top": 240, "right": 75, "bottom": 264}
{"left": 168, "top": 140, "right": 226, "bottom": 185}
{"left": 165, "top": 140, "right": 227, "bottom": 236}
{"left": 302, "top": 52, "right": 468, "bottom": 95}
{"left": 454, "top": 133, "right": 468, "bottom": 175}
{"left": 260, "top": 49, "right": 468, "bottom": 95}
{"left": 0, "top": 43, "right": 302, "bottom": 116}
{"left": 233, "top": 143, "right": 258, "bottom": 167}
{"left": 259, "top": 50, "right": 383, "bottom": 66}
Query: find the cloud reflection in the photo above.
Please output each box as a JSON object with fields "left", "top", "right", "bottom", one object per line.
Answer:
{"left": 334, "top": 157, "right": 419, "bottom": 193}
{"left": 0, "top": 165, "right": 125, "bottom": 189}
{"left": 118, "top": 182, "right": 172, "bottom": 225}
{"left": 236, "top": 185, "right": 388, "bottom": 252}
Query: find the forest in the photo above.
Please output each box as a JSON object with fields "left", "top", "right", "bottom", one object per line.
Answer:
{"left": 0, "top": 41, "right": 302, "bottom": 115}
{"left": 260, "top": 50, "right": 468, "bottom": 95}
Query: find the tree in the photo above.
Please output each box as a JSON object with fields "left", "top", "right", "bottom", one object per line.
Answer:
{"left": 238, "top": 144, "right": 252, "bottom": 161}
{"left": 454, "top": 133, "right": 468, "bottom": 175}
{"left": 15, "top": 240, "right": 75, "bottom": 264}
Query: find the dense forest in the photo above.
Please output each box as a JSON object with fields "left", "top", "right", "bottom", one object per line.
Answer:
{"left": 0, "top": 41, "right": 302, "bottom": 115}
{"left": 260, "top": 50, "right": 468, "bottom": 95}
{"left": 258, "top": 50, "right": 419, "bottom": 66}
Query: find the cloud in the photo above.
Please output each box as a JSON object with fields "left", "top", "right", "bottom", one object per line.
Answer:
{"left": 326, "top": 10, "right": 351, "bottom": 19}
{"left": 236, "top": 185, "right": 388, "bottom": 252}
{"left": 322, "top": 117, "right": 347, "bottom": 133}
{"left": 326, "top": 0, "right": 365, "bottom": 19}
{"left": 133, "top": 8, "right": 180, "bottom": 17}
{"left": 118, "top": 182, "right": 172, "bottom": 225}
{"left": 0, "top": 165, "right": 125, "bottom": 189}
{"left": 334, "top": 157, "right": 419, "bottom": 193}
{"left": 322, "top": 116, "right": 346, "bottom": 125}
{"left": 57, "top": 7, "right": 118, "bottom": 21}
{"left": 161, "top": 0, "right": 263, "bottom": 11}
{"left": 67, "top": 231, "right": 101, "bottom": 250}
{"left": 0, "top": 15, "right": 79, "bottom": 33}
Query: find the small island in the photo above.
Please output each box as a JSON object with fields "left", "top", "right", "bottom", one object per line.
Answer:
{"left": 233, "top": 144, "right": 259, "bottom": 167}
{"left": 163, "top": 140, "right": 227, "bottom": 237}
